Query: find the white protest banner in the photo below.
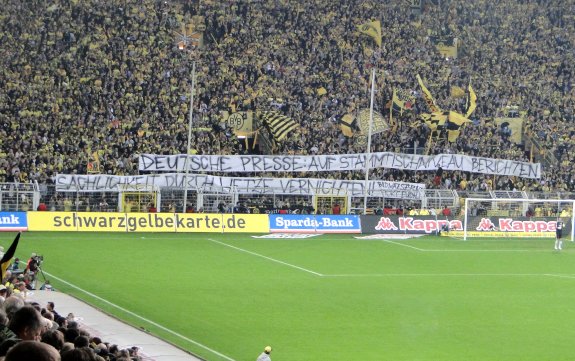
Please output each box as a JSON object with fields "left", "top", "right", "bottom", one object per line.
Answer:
{"left": 138, "top": 152, "right": 541, "bottom": 178}
{"left": 55, "top": 173, "right": 425, "bottom": 199}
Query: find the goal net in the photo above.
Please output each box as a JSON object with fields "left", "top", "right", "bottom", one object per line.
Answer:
{"left": 463, "top": 198, "right": 575, "bottom": 241}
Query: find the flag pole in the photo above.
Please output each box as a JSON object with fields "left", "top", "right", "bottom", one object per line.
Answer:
{"left": 363, "top": 69, "right": 376, "bottom": 215}
{"left": 389, "top": 92, "right": 394, "bottom": 128}
{"left": 183, "top": 61, "right": 196, "bottom": 213}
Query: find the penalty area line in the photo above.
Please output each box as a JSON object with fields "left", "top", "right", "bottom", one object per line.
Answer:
{"left": 207, "top": 238, "right": 324, "bottom": 276}
{"left": 380, "top": 239, "right": 552, "bottom": 252}
{"left": 42, "top": 271, "right": 237, "bottom": 361}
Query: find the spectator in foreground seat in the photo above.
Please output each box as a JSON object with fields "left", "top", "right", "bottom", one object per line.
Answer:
{"left": 5, "top": 340, "right": 61, "bottom": 361}
{"left": 0, "top": 306, "right": 45, "bottom": 355}
{"left": 61, "top": 347, "right": 99, "bottom": 361}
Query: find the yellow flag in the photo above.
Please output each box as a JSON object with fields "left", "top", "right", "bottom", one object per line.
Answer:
{"left": 357, "top": 20, "right": 382, "bottom": 47}
{"left": 465, "top": 84, "right": 477, "bottom": 118}
{"left": 447, "top": 130, "right": 461, "bottom": 143}
{"left": 448, "top": 111, "right": 471, "bottom": 127}
{"left": 450, "top": 86, "right": 466, "bottom": 98}
{"left": 445, "top": 111, "right": 472, "bottom": 142}
{"left": 416, "top": 74, "right": 442, "bottom": 113}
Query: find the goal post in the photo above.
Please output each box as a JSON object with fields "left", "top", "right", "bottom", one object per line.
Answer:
{"left": 463, "top": 198, "right": 575, "bottom": 241}
{"left": 117, "top": 184, "right": 160, "bottom": 212}
{"left": 313, "top": 188, "right": 349, "bottom": 215}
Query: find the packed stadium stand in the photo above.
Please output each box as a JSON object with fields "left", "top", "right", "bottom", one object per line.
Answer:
{"left": 0, "top": 0, "right": 573, "bottom": 193}
{"left": 1, "top": 0, "right": 575, "bottom": 358}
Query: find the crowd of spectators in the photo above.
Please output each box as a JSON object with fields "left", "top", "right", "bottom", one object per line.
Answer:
{"left": 1, "top": 0, "right": 574, "bottom": 193}
{"left": 0, "top": 269, "right": 143, "bottom": 360}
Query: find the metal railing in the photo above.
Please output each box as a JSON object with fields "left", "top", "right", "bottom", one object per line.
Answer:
{"left": 5, "top": 181, "right": 572, "bottom": 215}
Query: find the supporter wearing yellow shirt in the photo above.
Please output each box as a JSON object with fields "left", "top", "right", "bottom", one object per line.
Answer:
{"left": 63, "top": 198, "right": 73, "bottom": 212}
{"left": 534, "top": 206, "right": 543, "bottom": 217}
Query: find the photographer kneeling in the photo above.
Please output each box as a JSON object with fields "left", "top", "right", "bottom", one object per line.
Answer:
{"left": 25, "top": 253, "right": 42, "bottom": 289}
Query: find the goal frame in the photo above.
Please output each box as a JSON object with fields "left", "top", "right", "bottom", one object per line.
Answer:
{"left": 463, "top": 198, "right": 575, "bottom": 241}
{"left": 117, "top": 184, "right": 160, "bottom": 212}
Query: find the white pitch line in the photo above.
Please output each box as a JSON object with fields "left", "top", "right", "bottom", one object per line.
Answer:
{"left": 43, "top": 271, "right": 237, "bottom": 361}
{"left": 207, "top": 238, "right": 324, "bottom": 276}
{"left": 323, "top": 273, "right": 554, "bottom": 278}
{"left": 379, "top": 239, "right": 426, "bottom": 251}
{"left": 545, "top": 274, "right": 575, "bottom": 280}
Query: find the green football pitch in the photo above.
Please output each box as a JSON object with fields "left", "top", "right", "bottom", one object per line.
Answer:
{"left": 7, "top": 231, "right": 575, "bottom": 361}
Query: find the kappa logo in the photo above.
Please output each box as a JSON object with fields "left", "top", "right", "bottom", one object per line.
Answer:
{"left": 476, "top": 218, "right": 496, "bottom": 231}
{"left": 375, "top": 217, "right": 398, "bottom": 231}
{"left": 476, "top": 217, "right": 558, "bottom": 232}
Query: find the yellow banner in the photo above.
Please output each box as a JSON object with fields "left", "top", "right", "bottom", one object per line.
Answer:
{"left": 27, "top": 212, "right": 269, "bottom": 233}
{"left": 220, "top": 111, "right": 254, "bottom": 137}
{"left": 175, "top": 214, "right": 269, "bottom": 233}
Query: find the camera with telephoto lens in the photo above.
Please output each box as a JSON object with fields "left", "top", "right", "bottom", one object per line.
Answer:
{"left": 33, "top": 255, "right": 44, "bottom": 267}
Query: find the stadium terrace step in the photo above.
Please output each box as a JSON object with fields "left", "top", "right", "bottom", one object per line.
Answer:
{"left": 29, "top": 290, "right": 203, "bottom": 361}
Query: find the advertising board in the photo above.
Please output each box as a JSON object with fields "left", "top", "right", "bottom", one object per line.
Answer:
{"left": 28, "top": 212, "right": 269, "bottom": 233}
{"left": 0, "top": 212, "right": 28, "bottom": 232}
{"left": 269, "top": 214, "right": 361, "bottom": 233}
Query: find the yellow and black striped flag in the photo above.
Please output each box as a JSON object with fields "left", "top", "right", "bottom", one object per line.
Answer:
{"left": 420, "top": 112, "right": 448, "bottom": 132}
{"left": 262, "top": 111, "right": 298, "bottom": 142}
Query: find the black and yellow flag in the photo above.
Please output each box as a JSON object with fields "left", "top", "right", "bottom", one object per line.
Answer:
{"left": 262, "top": 111, "right": 298, "bottom": 142}
{"left": 358, "top": 109, "right": 388, "bottom": 135}
{"left": 1, "top": 232, "right": 20, "bottom": 281}
{"left": 446, "top": 111, "right": 472, "bottom": 142}
{"left": 357, "top": 20, "right": 382, "bottom": 47}
{"left": 416, "top": 74, "right": 442, "bottom": 113}
{"left": 465, "top": 84, "right": 477, "bottom": 118}
{"left": 391, "top": 88, "right": 414, "bottom": 114}
{"left": 339, "top": 114, "right": 355, "bottom": 137}
{"left": 421, "top": 112, "right": 448, "bottom": 132}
